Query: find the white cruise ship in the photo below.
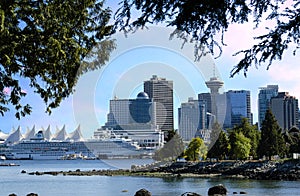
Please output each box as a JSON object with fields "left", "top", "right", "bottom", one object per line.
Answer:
{"left": 2, "top": 130, "right": 142, "bottom": 160}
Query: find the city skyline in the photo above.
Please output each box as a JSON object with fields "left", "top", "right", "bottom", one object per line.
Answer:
{"left": 1, "top": 71, "right": 298, "bottom": 134}
{"left": 1, "top": 25, "right": 300, "bottom": 137}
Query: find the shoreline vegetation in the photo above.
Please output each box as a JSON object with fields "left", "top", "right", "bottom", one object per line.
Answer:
{"left": 24, "top": 159, "right": 300, "bottom": 181}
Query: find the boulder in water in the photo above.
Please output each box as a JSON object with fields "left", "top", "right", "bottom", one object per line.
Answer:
{"left": 134, "top": 188, "right": 152, "bottom": 196}
{"left": 181, "top": 192, "right": 202, "bottom": 196}
{"left": 208, "top": 184, "right": 227, "bottom": 196}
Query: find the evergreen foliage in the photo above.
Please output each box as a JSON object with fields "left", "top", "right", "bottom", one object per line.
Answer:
{"left": 208, "top": 122, "right": 223, "bottom": 150}
{"left": 115, "top": 0, "right": 300, "bottom": 76}
{"left": 153, "top": 131, "right": 184, "bottom": 161}
{"left": 258, "top": 109, "right": 287, "bottom": 159}
{"left": 0, "top": 0, "right": 115, "bottom": 118}
{"left": 286, "top": 126, "right": 300, "bottom": 154}
{"left": 207, "top": 129, "right": 230, "bottom": 160}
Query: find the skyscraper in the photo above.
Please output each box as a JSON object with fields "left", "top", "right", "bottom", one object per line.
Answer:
{"left": 129, "top": 92, "right": 156, "bottom": 125}
{"left": 99, "top": 92, "right": 163, "bottom": 149}
{"left": 198, "top": 93, "right": 212, "bottom": 114}
{"left": 178, "top": 98, "right": 206, "bottom": 141}
{"left": 224, "top": 90, "right": 251, "bottom": 128}
{"left": 105, "top": 92, "right": 156, "bottom": 129}
{"left": 258, "top": 85, "right": 279, "bottom": 128}
{"left": 144, "top": 75, "right": 174, "bottom": 131}
{"left": 106, "top": 98, "right": 131, "bottom": 127}
{"left": 270, "top": 92, "right": 299, "bottom": 130}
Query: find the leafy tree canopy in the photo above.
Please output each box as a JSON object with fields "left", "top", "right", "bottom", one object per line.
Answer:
{"left": 115, "top": 0, "right": 300, "bottom": 76}
{"left": 0, "top": 0, "right": 115, "bottom": 118}
{"left": 234, "top": 118, "right": 260, "bottom": 158}
{"left": 287, "top": 126, "right": 300, "bottom": 154}
{"left": 229, "top": 130, "right": 251, "bottom": 160}
{"left": 184, "top": 137, "right": 207, "bottom": 161}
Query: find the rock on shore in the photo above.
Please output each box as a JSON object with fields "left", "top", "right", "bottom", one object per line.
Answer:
{"left": 132, "top": 159, "right": 300, "bottom": 181}
{"left": 24, "top": 159, "right": 300, "bottom": 181}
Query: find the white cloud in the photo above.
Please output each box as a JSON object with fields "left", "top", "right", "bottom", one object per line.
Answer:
{"left": 267, "top": 59, "right": 300, "bottom": 99}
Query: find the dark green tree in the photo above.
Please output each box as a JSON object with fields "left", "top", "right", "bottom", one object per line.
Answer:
{"left": 258, "top": 109, "right": 287, "bottom": 159}
{"left": 165, "top": 129, "right": 177, "bottom": 142}
{"left": 287, "top": 126, "right": 300, "bottom": 154}
{"left": 208, "top": 122, "right": 223, "bottom": 150}
{"left": 228, "top": 130, "right": 251, "bottom": 160}
{"left": 153, "top": 131, "right": 184, "bottom": 161}
{"left": 115, "top": 0, "right": 300, "bottom": 76}
{"left": 207, "top": 129, "right": 230, "bottom": 160}
{"left": 184, "top": 137, "right": 207, "bottom": 161}
{"left": 0, "top": 0, "right": 115, "bottom": 118}
{"left": 282, "top": 128, "right": 293, "bottom": 154}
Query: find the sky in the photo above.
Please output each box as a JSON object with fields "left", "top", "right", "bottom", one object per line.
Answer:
{"left": 1, "top": 2, "right": 300, "bottom": 138}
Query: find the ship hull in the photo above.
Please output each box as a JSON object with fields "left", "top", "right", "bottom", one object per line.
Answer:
{"left": 4, "top": 139, "right": 145, "bottom": 160}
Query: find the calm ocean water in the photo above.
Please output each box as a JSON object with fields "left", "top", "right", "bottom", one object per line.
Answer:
{"left": 0, "top": 159, "right": 299, "bottom": 196}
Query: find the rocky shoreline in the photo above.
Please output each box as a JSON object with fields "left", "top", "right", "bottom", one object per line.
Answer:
{"left": 24, "top": 159, "right": 300, "bottom": 181}
{"left": 136, "top": 159, "right": 300, "bottom": 181}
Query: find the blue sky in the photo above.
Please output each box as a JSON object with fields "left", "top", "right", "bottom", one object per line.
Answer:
{"left": 1, "top": 3, "right": 300, "bottom": 138}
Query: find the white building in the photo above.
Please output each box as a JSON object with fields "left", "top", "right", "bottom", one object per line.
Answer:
{"left": 1, "top": 125, "right": 85, "bottom": 144}
{"left": 106, "top": 98, "right": 132, "bottom": 127}
{"left": 178, "top": 97, "right": 207, "bottom": 142}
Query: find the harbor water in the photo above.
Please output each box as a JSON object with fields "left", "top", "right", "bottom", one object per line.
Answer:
{"left": 0, "top": 159, "right": 300, "bottom": 196}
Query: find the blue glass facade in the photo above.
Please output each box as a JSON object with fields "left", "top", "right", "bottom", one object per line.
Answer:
{"left": 258, "top": 85, "right": 278, "bottom": 128}
{"left": 224, "top": 90, "right": 251, "bottom": 128}
{"left": 129, "top": 97, "right": 153, "bottom": 124}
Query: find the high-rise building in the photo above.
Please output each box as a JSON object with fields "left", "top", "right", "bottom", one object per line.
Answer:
{"left": 99, "top": 92, "right": 163, "bottom": 149}
{"left": 105, "top": 92, "right": 156, "bottom": 129}
{"left": 270, "top": 92, "right": 299, "bottom": 130}
{"left": 178, "top": 98, "right": 206, "bottom": 141}
{"left": 224, "top": 90, "right": 251, "bottom": 128}
{"left": 106, "top": 98, "right": 131, "bottom": 127}
{"left": 198, "top": 93, "right": 212, "bottom": 114}
{"left": 144, "top": 75, "right": 174, "bottom": 131}
{"left": 258, "top": 85, "right": 279, "bottom": 128}
{"left": 129, "top": 92, "right": 156, "bottom": 125}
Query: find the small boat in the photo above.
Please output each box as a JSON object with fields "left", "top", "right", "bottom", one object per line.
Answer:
{"left": 0, "top": 155, "right": 6, "bottom": 161}
{"left": 0, "top": 163, "right": 20, "bottom": 166}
